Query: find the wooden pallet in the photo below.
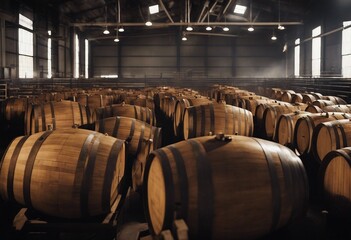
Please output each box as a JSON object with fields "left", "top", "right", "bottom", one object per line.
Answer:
{"left": 11, "top": 190, "right": 127, "bottom": 239}
{"left": 137, "top": 219, "right": 189, "bottom": 240}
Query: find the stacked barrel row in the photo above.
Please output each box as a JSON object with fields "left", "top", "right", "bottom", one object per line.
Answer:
{"left": 0, "top": 87, "right": 162, "bottom": 219}
{"left": 214, "top": 85, "right": 351, "bottom": 220}
{"left": 140, "top": 85, "right": 309, "bottom": 239}
{"left": 152, "top": 86, "right": 254, "bottom": 145}
{"left": 0, "top": 84, "right": 346, "bottom": 239}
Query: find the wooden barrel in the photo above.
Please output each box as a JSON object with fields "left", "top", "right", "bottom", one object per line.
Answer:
{"left": 27, "top": 101, "right": 91, "bottom": 135}
{"left": 270, "top": 88, "right": 284, "bottom": 100}
{"left": 75, "top": 94, "right": 114, "bottom": 114}
{"left": 312, "top": 119, "right": 351, "bottom": 162}
{"left": 294, "top": 112, "right": 351, "bottom": 156}
{"left": 320, "top": 147, "right": 351, "bottom": 217}
{"left": 173, "top": 97, "right": 212, "bottom": 137}
{"left": 224, "top": 90, "right": 253, "bottom": 105}
{"left": 305, "top": 104, "right": 323, "bottom": 113}
{"left": 243, "top": 98, "right": 276, "bottom": 116}
{"left": 3, "top": 98, "right": 30, "bottom": 123}
{"left": 95, "top": 116, "right": 162, "bottom": 190}
{"left": 233, "top": 95, "right": 268, "bottom": 110}
{"left": 254, "top": 102, "right": 292, "bottom": 138}
{"left": 159, "top": 95, "right": 178, "bottom": 118}
{"left": 312, "top": 100, "right": 336, "bottom": 108}
{"left": 262, "top": 103, "right": 307, "bottom": 140}
{"left": 321, "top": 96, "right": 347, "bottom": 105}
{"left": 183, "top": 103, "right": 253, "bottom": 140}
{"left": 275, "top": 111, "right": 311, "bottom": 149}
{"left": 124, "top": 96, "right": 155, "bottom": 111}
{"left": 302, "top": 93, "right": 319, "bottom": 104}
{"left": 0, "top": 128, "right": 126, "bottom": 218}
{"left": 143, "top": 135, "right": 308, "bottom": 239}
{"left": 322, "top": 105, "right": 351, "bottom": 113}
{"left": 95, "top": 104, "right": 156, "bottom": 126}
{"left": 291, "top": 93, "right": 303, "bottom": 103}
{"left": 281, "top": 90, "right": 296, "bottom": 103}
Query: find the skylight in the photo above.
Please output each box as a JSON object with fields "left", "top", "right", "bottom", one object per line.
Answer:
{"left": 234, "top": 4, "right": 247, "bottom": 15}
{"left": 149, "top": 4, "right": 159, "bottom": 14}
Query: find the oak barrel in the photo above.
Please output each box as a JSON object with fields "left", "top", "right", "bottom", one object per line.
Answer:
{"left": 294, "top": 112, "right": 351, "bottom": 156}
{"left": 275, "top": 111, "right": 311, "bottom": 149}
{"left": 143, "top": 135, "right": 308, "bottom": 239}
{"left": 95, "top": 103, "right": 156, "bottom": 126}
{"left": 27, "top": 100, "right": 91, "bottom": 135}
{"left": 302, "top": 94, "right": 320, "bottom": 104}
{"left": 173, "top": 97, "right": 212, "bottom": 137}
{"left": 321, "top": 96, "right": 347, "bottom": 105}
{"left": 312, "top": 100, "right": 336, "bottom": 109}
{"left": 320, "top": 147, "right": 351, "bottom": 217}
{"left": 312, "top": 119, "right": 351, "bottom": 162}
{"left": 95, "top": 116, "right": 162, "bottom": 190}
{"left": 183, "top": 103, "right": 253, "bottom": 140}
{"left": 322, "top": 105, "right": 351, "bottom": 113}
{"left": 262, "top": 103, "right": 307, "bottom": 140}
{"left": 0, "top": 128, "right": 126, "bottom": 218}
{"left": 305, "top": 104, "right": 323, "bottom": 113}
{"left": 281, "top": 90, "right": 296, "bottom": 103}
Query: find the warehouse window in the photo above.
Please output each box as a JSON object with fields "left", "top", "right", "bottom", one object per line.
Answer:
{"left": 48, "top": 30, "right": 52, "bottom": 78}
{"left": 312, "top": 26, "right": 321, "bottom": 77}
{"left": 294, "top": 38, "right": 300, "bottom": 77}
{"left": 342, "top": 21, "right": 351, "bottom": 78}
{"left": 18, "top": 14, "right": 33, "bottom": 78}
{"left": 85, "top": 39, "right": 89, "bottom": 78}
{"left": 74, "top": 34, "right": 79, "bottom": 78}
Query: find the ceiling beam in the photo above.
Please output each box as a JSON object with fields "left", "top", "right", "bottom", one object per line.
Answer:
{"left": 196, "top": 0, "right": 209, "bottom": 22}
{"left": 215, "top": 0, "right": 235, "bottom": 22}
{"left": 72, "top": 21, "right": 303, "bottom": 27}
{"left": 200, "top": 0, "right": 219, "bottom": 22}
{"left": 159, "top": 0, "right": 174, "bottom": 23}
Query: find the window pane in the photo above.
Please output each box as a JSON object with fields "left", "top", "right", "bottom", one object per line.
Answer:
{"left": 19, "top": 14, "right": 33, "bottom": 30}
{"left": 85, "top": 39, "right": 89, "bottom": 79}
{"left": 48, "top": 38, "right": 52, "bottom": 78}
{"left": 18, "top": 28, "right": 33, "bottom": 55}
{"left": 312, "top": 26, "right": 321, "bottom": 76}
{"left": 294, "top": 38, "right": 300, "bottom": 76}
{"left": 19, "top": 55, "right": 33, "bottom": 78}
{"left": 74, "top": 34, "right": 79, "bottom": 78}
{"left": 342, "top": 21, "right": 351, "bottom": 77}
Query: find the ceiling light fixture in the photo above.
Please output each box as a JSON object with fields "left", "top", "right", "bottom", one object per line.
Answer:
{"left": 103, "top": 27, "right": 110, "bottom": 35}
{"left": 182, "top": 33, "right": 187, "bottom": 41}
{"left": 206, "top": 9, "right": 212, "bottom": 31}
{"left": 223, "top": 16, "right": 229, "bottom": 32}
{"left": 271, "top": 29, "right": 277, "bottom": 40}
{"left": 248, "top": 1, "right": 254, "bottom": 32}
{"left": 114, "top": 28, "right": 119, "bottom": 42}
{"left": 185, "top": 0, "right": 193, "bottom": 31}
{"left": 103, "top": 5, "right": 109, "bottom": 35}
{"left": 116, "top": 0, "right": 124, "bottom": 33}
{"left": 145, "top": 20, "right": 152, "bottom": 26}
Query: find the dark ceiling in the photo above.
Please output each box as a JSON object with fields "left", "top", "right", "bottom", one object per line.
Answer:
{"left": 17, "top": 0, "right": 319, "bottom": 40}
